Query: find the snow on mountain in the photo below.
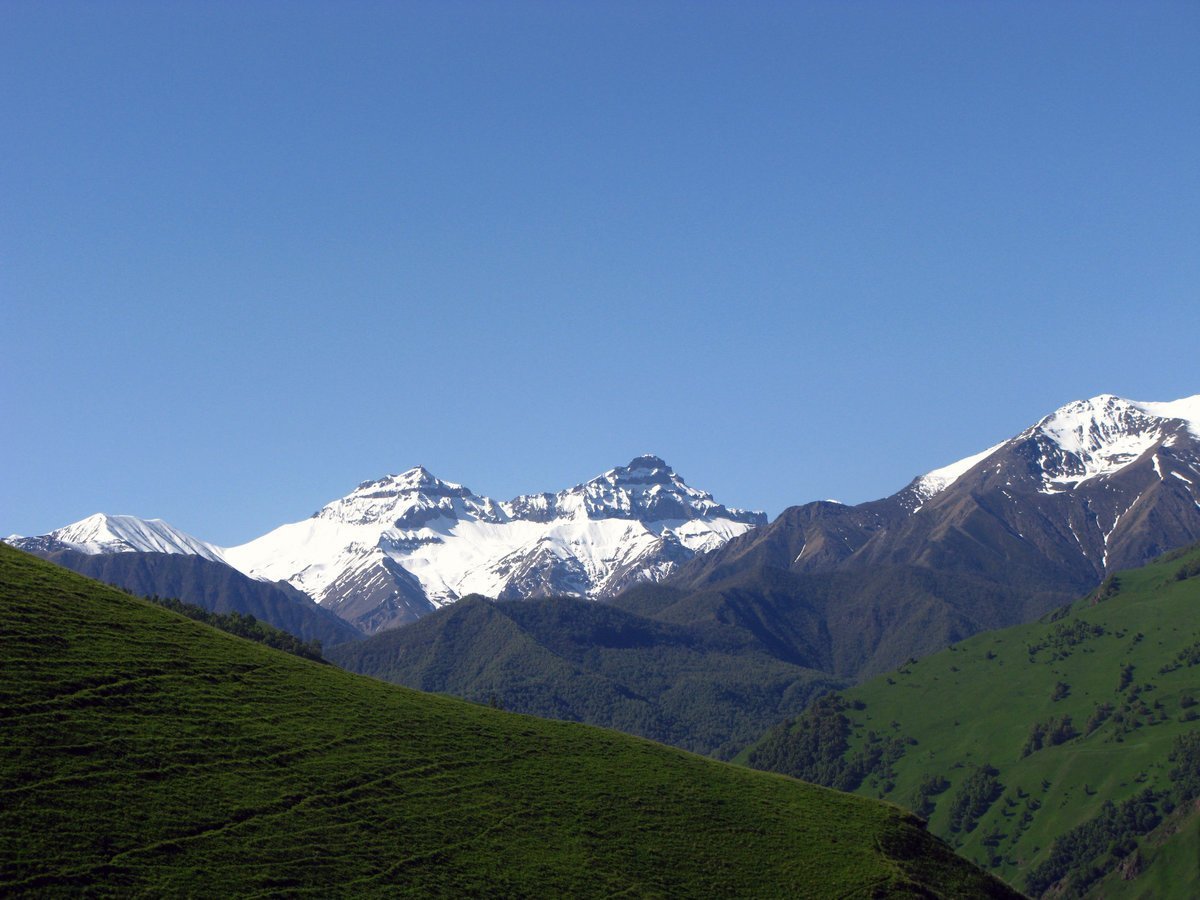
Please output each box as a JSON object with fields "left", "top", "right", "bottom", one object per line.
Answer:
{"left": 1132, "top": 396, "right": 1200, "bottom": 439}
{"left": 502, "top": 455, "right": 764, "bottom": 527}
{"left": 6, "top": 513, "right": 225, "bottom": 562}
{"left": 12, "top": 395, "right": 1196, "bottom": 635}
{"left": 673, "top": 392, "right": 1200, "bottom": 677}
{"left": 221, "top": 456, "right": 765, "bottom": 632}
{"left": 908, "top": 441, "right": 1008, "bottom": 509}
{"left": 871, "top": 392, "right": 1200, "bottom": 578}
{"left": 1028, "top": 394, "right": 1200, "bottom": 492}
{"left": 904, "top": 393, "right": 1200, "bottom": 506}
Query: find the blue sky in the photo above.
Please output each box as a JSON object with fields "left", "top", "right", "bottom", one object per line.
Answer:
{"left": 3, "top": 1, "right": 1198, "bottom": 545}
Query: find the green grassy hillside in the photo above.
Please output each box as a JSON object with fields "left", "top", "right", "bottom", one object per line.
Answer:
{"left": 741, "top": 544, "right": 1200, "bottom": 897}
{"left": 0, "top": 545, "right": 1018, "bottom": 897}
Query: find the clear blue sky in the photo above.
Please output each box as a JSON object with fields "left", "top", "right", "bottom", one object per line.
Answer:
{"left": 3, "top": 1, "right": 1198, "bottom": 545}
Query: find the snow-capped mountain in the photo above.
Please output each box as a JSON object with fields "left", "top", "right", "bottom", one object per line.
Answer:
{"left": 794, "top": 393, "right": 1200, "bottom": 575}
{"left": 652, "top": 391, "right": 1200, "bottom": 681}
{"left": 222, "top": 456, "right": 765, "bottom": 633}
{"left": 4, "top": 457, "right": 761, "bottom": 635}
{"left": 7, "top": 513, "right": 226, "bottom": 563}
{"left": 888, "top": 394, "right": 1200, "bottom": 573}
{"left": 667, "top": 393, "right": 1200, "bottom": 675}
{"left": 899, "top": 395, "right": 1200, "bottom": 507}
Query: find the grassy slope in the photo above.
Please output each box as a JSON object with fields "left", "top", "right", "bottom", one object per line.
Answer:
{"left": 0, "top": 545, "right": 1018, "bottom": 898}
{"left": 740, "top": 544, "right": 1200, "bottom": 896}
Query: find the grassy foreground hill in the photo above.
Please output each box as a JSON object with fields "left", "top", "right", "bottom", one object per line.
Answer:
{"left": 741, "top": 544, "right": 1200, "bottom": 897}
{"left": 0, "top": 545, "right": 1018, "bottom": 897}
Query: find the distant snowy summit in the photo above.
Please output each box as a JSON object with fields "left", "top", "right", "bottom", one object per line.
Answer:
{"left": 7, "top": 513, "right": 226, "bottom": 562}
{"left": 222, "top": 455, "right": 765, "bottom": 632}
{"left": 9, "top": 456, "right": 764, "bottom": 635}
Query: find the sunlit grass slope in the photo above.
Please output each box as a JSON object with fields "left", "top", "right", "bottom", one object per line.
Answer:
{"left": 0, "top": 545, "right": 1018, "bottom": 897}
{"left": 743, "top": 544, "right": 1200, "bottom": 897}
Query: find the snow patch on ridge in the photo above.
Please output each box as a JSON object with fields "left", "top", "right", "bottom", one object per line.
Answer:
{"left": 912, "top": 441, "right": 1008, "bottom": 506}
{"left": 1132, "top": 395, "right": 1200, "bottom": 439}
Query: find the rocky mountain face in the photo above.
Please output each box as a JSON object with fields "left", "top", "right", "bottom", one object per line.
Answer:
{"left": 636, "top": 394, "right": 1200, "bottom": 677}
{"left": 678, "top": 395, "right": 1200, "bottom": 585}
{"left": 222, "top": 456, "right": 765, "bottom": 633}
{"left": 332, "top": 394, "right": 1200, "bottom": 754}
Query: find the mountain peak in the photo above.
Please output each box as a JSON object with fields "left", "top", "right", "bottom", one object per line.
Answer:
{"left": 1028, "top": 394, "right": 1177, "bottom": 491}
{"left": 627, "top": 454, "right": 669, "bottom": 470}
{"left": 382, "top": 465, "right": 454, "bottom": 490}
{"left": 5, "top": 513, "right": 225, "bottom": 562}
{"left": 319, "top": 468, "right": 493, "bottom": 527}
{"left": 603, "top": 456, "right": 680, "bottom": 489}
{"left": 1036, "top": 393, "right": 1200, "bottom": 441}
{"left": 905, "top": 392, "right": 1200, "bottom": 509}
{"left": 344, "top": 466, "right": 469, "bottom": 498}
{"left": 541, "top": 457, "right": 767, "bottom": 527}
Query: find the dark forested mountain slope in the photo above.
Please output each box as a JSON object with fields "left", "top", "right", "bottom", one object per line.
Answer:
{"left": 328, "top": 593, "right": 843, "bottom": 759}
{"left": 0, "top": 544, "right": 1018, "bottom": 898}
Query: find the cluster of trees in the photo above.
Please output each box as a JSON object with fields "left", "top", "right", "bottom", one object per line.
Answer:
{"left": 909, "top": 774, "right": 950, "bottom": 818}
{"left": 1026, "top": 619, "right": 1106, "bottom": 662}
{"left": 1025, "top": 788, "right": 1162, "bottom": 896}
{"left": 946, "top": 764, "right": 1004, "bottom": 835}
{"left": 1084, "top": 702, "right": 1113, "bottom": 735}
{"left": 1173, "top": 557, "right": 1200, "bottom": 581}
{"left": 1094, "top": 575, "right": 1123, "bottom": 602}
{"left": 1173, "top": 637, "right": 1200, "bottom": 669}
{"left": 1168, "top": 731, "right": 1200, "bottom": 803}
{"left": 747, "top": 694, "right": 910, "bottom": 793}
{"left": 146, "top": 595, "right": 326, "bottom": 663}
{"left": 1021, "top": 715, "right": 1077, "bottom": 757}
{"left": 1117, "top": 662, "right": 1135, "bottom": 691}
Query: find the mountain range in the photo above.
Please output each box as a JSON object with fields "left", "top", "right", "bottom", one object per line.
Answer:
{"left": 8, "top": 393, "right": 1200, "bottom": 672}
{"left": 224, "top": 455, "right": 763, "bottom": 632}
{"left": 329, "top": 393, "right": 1200, "bottom": 756}
{"left": 8, "top": 455, "right": 762, "bottom": 634}
{"left": 6, "top": 391, "right": 1199, "bottom": 892}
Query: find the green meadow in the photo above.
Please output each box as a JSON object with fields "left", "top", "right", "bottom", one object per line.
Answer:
{"left": 0, "top": 544, "right": 1017, "bottom": 897}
